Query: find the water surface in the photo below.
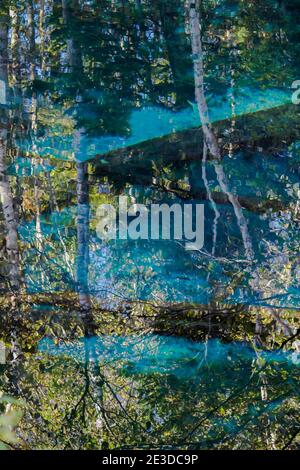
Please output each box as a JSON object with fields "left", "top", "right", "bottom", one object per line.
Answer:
{"left": 0, "top": 0, "right": 299, "bottom": 450}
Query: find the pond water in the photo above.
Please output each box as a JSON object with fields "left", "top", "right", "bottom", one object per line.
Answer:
{"left": 0, "top": 0, "right": 299, "bottom": 450}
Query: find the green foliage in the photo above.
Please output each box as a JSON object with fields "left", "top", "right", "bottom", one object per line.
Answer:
{"left": 0, "top": 0, "right": 299, "bottom": 451}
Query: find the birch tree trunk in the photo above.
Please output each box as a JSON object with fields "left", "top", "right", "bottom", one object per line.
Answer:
{"left": 188, "top": 1, "right": 220, "bottom": 159}
{"left": 0, "top": 17, "right": 20, "bottom": 292}
{"left": 188, "top": 2, "right": 295, "bottom": 363}
{"left": 188, "top": 0, "right": 254, "bottom": 261}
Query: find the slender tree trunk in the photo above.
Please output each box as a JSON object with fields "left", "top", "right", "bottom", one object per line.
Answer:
{"left": 188, "top": 1, "right": 254, "bottom": 260}
{"left": 213, "top": 163, "right": 254, "bottom": 260}
{"left": 76, "top": 154, "right": 91, "bottom": 312}
{"left": 189, "top": 1, "right": 296, "bottom": 351}
{"left": 0, "top": 17, "right": 20, "bottom": 293}
{"left": 9, "top": 7, "right": 21, "bottom": 87}
{"left": 39, "top": 0, "right": 46, "bottom": 75}
{"left": 27, "top": 1, "right": 43, "bottom": 255}
{"left": 27, "top": 0, "right": 36, "bottom": 83}
{"left": 188, "top": 1, "right": 220, "bottom": 158}
{"left": 0, "top": 16, "right": 23, "bottom": 392}
{"left": 202, "top": 142, "right": 219, "bottom": 258}
{"left": 62, "top": 0, "right": 91, "bottom": 312}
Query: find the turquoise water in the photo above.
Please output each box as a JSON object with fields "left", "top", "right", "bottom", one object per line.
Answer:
{"left": 39, "top": 335, "right": 300, "bottom": 375}
{"left": 33, "top": 335, "right": 300, "bottom": 449}
{"left": 17, "top": 87, "right": 291, "bottom": 161}
{"left": 0, "top": 0, "right": 299, "bottom": 450}
{"left": 17, "top": 146, "right": 300, "bottom": 308}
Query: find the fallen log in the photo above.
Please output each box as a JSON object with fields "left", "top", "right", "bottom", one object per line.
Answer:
{"left": 93, "top": 103, "right": 300, "bottom": 171}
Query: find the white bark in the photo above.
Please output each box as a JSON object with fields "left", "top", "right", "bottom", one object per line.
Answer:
{"left": 189, "top": 1, "right": 254, "bottom": 261}
{"left": 202, "top": 142, "right": 219, "bottom": 257}
{"left": 189, "top": 1, "right": 220, "bottom": 159}
{"left": 0, "top": 137, "right": 20, "bottom": 290}
{"left": 189, "top": 2, "right": 295, "bottom": 351}
{"left": 213, "top": 163, "right": 254, "bottom": 260}
{"left": 0, "top": 20, "right": 20, "bottom": 291}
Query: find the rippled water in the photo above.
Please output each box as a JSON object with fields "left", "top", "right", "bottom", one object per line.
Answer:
{"left": 0, "top": 0, "right": 299, "bottom": 450}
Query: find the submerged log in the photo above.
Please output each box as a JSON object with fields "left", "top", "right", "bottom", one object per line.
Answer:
{"left": 91, "top": 103, "right": 298, "bottom": 215}
{"left": 93, "top": 103, "right": 300, "bottom": 170}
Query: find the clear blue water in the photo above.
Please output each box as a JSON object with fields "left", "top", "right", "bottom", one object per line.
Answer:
{"left": 39, "top": 335, "right": 300, "bottom": 375}
{"left": 17, "top": 87, "right": 291, "bottom": 161}
{"left": 0, "top": 0, "right": 299, "bottom": 450}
